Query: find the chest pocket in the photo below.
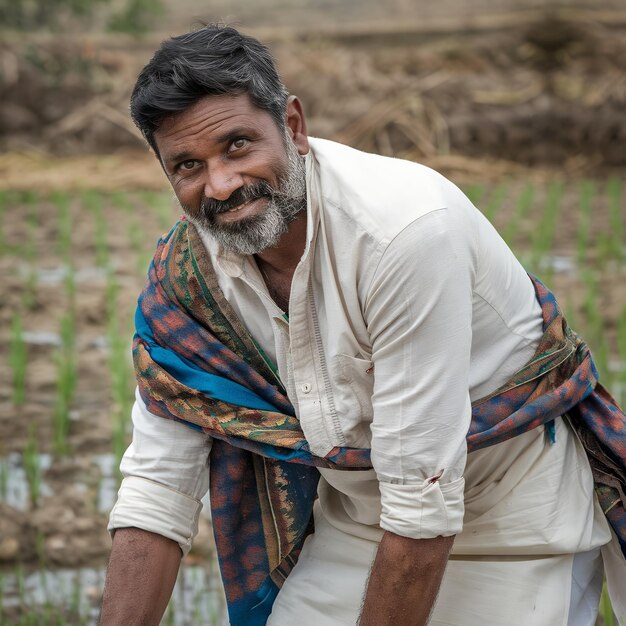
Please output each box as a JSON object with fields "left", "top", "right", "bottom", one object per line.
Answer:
{"left": 331, "top": 354, "right": 375, "bottom": 448}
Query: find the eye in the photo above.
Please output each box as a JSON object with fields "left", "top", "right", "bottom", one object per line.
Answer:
{"left": 180, "top": 160, "right": 198, "bottom": 170}
{"left": 228, "top": 137, "right": 249, "bottom": 153}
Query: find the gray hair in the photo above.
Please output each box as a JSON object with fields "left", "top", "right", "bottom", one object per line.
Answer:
{"left": 130, "top": 24, "right": 289, "bottom": 154}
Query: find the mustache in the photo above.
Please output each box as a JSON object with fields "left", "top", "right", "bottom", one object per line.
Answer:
{"left": 200, "top": 181, "right": 274, "bottom": 218}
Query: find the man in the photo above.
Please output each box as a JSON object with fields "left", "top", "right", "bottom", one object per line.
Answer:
{"left": 101, "top": 24, "right": 625, "bottom": 626}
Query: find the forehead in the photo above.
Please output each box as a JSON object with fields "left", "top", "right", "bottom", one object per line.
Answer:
{"left": 154, "top": 93, "right": 278, "bottom": 154}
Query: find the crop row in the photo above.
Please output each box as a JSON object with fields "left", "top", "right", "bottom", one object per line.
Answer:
{"left": 0, "top": 179, "right": 623, "bottom": 624}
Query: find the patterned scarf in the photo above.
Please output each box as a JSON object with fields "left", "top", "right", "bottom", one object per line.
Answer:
{"left": 134, "top": 220, "right": 625, "bottom": 626}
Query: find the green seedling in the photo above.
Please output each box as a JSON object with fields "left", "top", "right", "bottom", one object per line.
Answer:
{"left": 530, "top": 181, "right": 563, "bottom": 277}
{"left": 35, "top": 530, "right": 51, "bottom": 604}
{"left": 0, "top": 456, "right": 7, "bottom": 501}
{"left": 53, "top": 313, "right": 78, "bottom": 457}
{"left": 128, "top": 218, "right": 152, "bottom": 276}
{"left": 0, "top": 189, "right": 7, "bottom": 254}
{"left": 70, "top": 569, "right": 82, "bottom": 619}
{"left": 618, "top": 305, "right": 626, "bottom": 367}
{"left": 482, "top": 183, "right": 507, "bottom": 225}
{"left": 22, "top": 191, "right": 38, "bottom": 260}
{"left": 105, "top": 268, "right": 120, "bottom": 320}
{"left": 189, "top": 567, "right": 204, "bottom": 626}
{"left": 21, "top": 192, "right": 39, "bottom": 310}
{"left": 594, "top": 336, "right": 611, "bottom": 388}
{"left": 10, "top": 312, "right": 27, "bottom": 406}
{"left": 82, "top": 190, "right": 109, "bottom": 268}
{"left": 16, "top": 562, "right": 26, "bottom": 603}
{"left": 112, "top": 404, "right": 129, "bottom": 480}
{"left": 53, "top": 192, "right": 72, "bottom": 262}
{"left": 564, "top": 298, "right": 581, "bottom": 337}
{"left": 106, "top": 272, "right": 134, "bottom": 476}
{"left": 464, "top": 184, "right": 486, "bottom": 207}
{"left": 23, "top": 191, "right": 37, "bottom": 239}
{"left": 22, "top": 269, "right": 38, "bottom": 311}
{"left": 142, "top": 190, "right": 174, "bottom": 229}
{"left": 596, "top": 231, "right": 612, "bottom": 272}
{"left": 110, "top": 191, "right": 132, "bottom": 212}
{"left": 576, "top": 180, "right": 594, "bottom": 265}
{"left": 52, "top": 192, "right": 77, "bottom": 306}
{"left": 23, "top": 423, "right": 42, "bottom": 508}
{"left": 113, "top": 190, "right": 154, "bottom": 275}
{"left": 15, "top": 563, "right": 26, "bottom": 607}
{"left": 617, "top": 305, "right": 626, "bottom": 406}
{"left": 502, "top": 184, "right": 534, "bottom": 248}
{"left": 110, "top": 344, "right": 133, "bottom": 474}
{"left": 578, "top": 268, "right": 614, "bottom": 383}
{"left": 607, "top": 178, "right": 624, "bottom": 262}
{"left": 207, "top": 581, "right": 225, "bottom": 626}
{"left": 65, "top": 261, "right": 77, "bottom": 311}
{"left": 580, "top": 269, "right": 603, "bottom": 339}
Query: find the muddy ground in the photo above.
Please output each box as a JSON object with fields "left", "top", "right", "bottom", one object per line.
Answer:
{"left": 0, "top": 4, "right": 624, "bottom": 623}
{"left": 0, "top": 181, "right": 624, "bottom": 622}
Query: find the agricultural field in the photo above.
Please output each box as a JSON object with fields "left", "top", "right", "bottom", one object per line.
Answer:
{"left": 0, "top": 187, "right": 228, "bottom": 625}
{"left": 0, "top": 175, "right": 624, "bottom": 625}
{"left": 0, "top": 2, "right": 625, "bottom": 625}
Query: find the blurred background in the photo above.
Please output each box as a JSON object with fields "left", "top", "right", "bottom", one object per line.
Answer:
{"left": 0, "top": 0, "right": 625, "bottom": 624}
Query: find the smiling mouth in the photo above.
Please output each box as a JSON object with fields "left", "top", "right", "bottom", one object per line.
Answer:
{"left": 225, "top": 197, "right": 256, "bottom": 214}
{"left": 215, "top": 195, "right": 268, "bottom": 222}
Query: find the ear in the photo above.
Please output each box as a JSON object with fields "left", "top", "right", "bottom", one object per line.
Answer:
{"left": 285, "top": 95, "right": 310, "bottom": 155}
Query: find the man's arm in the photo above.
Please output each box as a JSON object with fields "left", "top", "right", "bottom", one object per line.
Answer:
{"left": 361, "top": 209, "right": 474, "bottom": 623}
{"left": 102, "top": 393, "right": 211, "bottom": 623}
{"left": 359, "top": 531, "right": 454, "bottom": 626}
{"left": 100, "top": 527, "right": 182, "bottom": 626}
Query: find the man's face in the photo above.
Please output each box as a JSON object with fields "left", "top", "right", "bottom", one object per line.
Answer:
{"left": 154, "top": 93, "right": 307, "bottom": 256}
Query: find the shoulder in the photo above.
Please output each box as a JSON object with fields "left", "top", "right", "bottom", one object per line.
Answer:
{"left": 307, "top": 137, "right": 474, "bottom": 243}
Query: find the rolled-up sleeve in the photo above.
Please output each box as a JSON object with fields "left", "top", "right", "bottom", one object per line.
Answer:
{"left": 108, "top": 388, "right": 212, "bottom": 555}
{"left": 364, "top": 207, "right": 475, "bottom": 539}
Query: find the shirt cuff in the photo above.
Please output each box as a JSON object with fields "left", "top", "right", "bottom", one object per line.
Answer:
{"left": 108, "top": 476, "right": 203, "bottom": 556}
{"left": 379, "top": 476, "right": 465, "bottom": 539}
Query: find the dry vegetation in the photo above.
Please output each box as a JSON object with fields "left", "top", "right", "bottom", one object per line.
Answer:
{"left": 0, "top": 5, "right": 624, "bottom": 625}
{"left": 1, "top": 9, "right": 626, "bottom": 176}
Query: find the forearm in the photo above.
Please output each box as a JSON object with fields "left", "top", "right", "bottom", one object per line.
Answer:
{"left": 359, "top": 531, "right": 454, "bottom": 626}
{"left": 100, "top": 527, "right": 182, "bottom": 626}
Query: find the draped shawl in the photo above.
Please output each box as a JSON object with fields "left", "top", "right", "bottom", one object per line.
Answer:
{"left": 134, "top": 220, "right": 626, "bottom": 626}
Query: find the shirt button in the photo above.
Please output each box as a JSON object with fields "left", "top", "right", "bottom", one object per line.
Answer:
{"left": 301, "top": 383, "right": 312, "bottom": 394}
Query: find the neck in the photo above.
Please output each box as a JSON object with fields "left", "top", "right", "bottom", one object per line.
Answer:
{"left": 255, "top": 211, "right": 307, "bottom": 276}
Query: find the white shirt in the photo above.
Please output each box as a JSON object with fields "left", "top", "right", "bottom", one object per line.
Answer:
{"left": 109, "top": 138, "right": 609, "bottom": 559}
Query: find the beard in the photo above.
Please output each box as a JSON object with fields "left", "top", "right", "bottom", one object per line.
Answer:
{"left": 182, "top": 137, "right": 307, "bottom": 256}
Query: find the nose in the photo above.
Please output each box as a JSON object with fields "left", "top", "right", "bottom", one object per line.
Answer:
{"left": 203, "top": 162, "right": 244, "bottom": 202}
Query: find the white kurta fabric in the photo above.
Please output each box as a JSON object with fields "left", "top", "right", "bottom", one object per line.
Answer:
{"left": 109, "top": 138, "right": 622, "bottom": 623}
{"left": 266, "top": 501, "right": 605, "bottom": 626}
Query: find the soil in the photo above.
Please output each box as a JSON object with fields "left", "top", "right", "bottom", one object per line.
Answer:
{"left": 1, "top": 8, "right": 626, "bottom": 174}
{"left": 0, "top": 4, "right": 624, "bottom": 623}
{"left": 0, "top": 166, "right": 624, "bottom": 576}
